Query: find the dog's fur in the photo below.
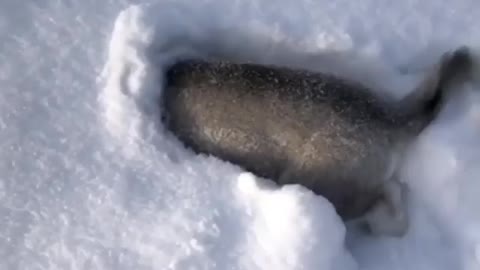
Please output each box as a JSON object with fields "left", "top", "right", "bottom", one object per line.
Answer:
{"left": 160, "top": 47, "right": 473, "bottom": 236}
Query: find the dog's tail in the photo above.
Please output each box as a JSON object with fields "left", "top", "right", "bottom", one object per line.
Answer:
{"left": 398, "top": 46, "right": 474, "bottom": 122}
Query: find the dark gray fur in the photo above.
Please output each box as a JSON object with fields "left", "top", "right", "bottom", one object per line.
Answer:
{"left": 160, "top": 47, "right": 473, "bottom": 236}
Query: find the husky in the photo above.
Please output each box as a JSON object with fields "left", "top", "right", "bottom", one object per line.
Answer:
{"left": 160, "top": 46, "right": 473, "bottom": 236}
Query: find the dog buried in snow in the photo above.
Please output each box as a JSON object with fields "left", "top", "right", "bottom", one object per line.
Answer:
{"left": 160, "top": 46, "right": 474, "bottom": 237}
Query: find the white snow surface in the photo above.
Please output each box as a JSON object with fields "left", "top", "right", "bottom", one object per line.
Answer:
{"left": 2, "top": 0, "right": 480, "bottom": 269}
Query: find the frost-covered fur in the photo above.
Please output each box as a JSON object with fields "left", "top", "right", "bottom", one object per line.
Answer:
{"left": 161, "top": 46, "right": 473, "bottom": 237}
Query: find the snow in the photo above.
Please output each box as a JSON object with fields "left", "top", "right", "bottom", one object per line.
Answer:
{"left": 1, "top": 0, "right": 480, "bottom": 269}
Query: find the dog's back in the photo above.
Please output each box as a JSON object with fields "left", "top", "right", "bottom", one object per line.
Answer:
{"left": 160, "top": 47, "right": 473, "bottom": 235}
{"left": 163, "top": 60, "right": 410, "bottom": 217}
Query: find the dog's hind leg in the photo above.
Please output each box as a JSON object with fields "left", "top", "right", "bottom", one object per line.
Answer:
{"left": 361, "top": 174, "right": 410, "bottom": 237}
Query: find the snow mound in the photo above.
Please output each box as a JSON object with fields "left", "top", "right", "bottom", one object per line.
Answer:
{"left": 96, "top": 1, "right": 480, "bottom": 270}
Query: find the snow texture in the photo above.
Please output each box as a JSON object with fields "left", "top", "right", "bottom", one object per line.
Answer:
{"left": 1, "top": 0, "right": 480, "bottom": 270}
